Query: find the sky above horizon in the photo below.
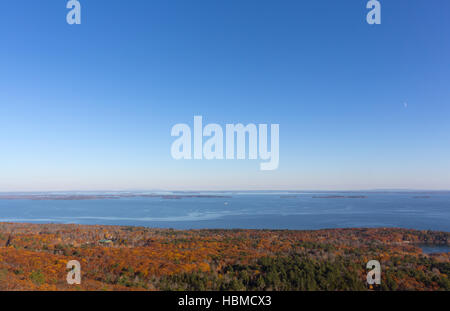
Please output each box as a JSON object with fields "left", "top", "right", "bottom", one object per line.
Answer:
{"left": 1, "top": 0, "right": 449, "bottom": 191}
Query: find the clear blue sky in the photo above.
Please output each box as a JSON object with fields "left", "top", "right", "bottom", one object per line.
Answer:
{"left": 1, "top": 0, "right": 449, "bottom": 191}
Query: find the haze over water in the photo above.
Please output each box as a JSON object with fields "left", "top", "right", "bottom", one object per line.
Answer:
{"left": 0, "top": 192, "right": 449, "bottom": 231}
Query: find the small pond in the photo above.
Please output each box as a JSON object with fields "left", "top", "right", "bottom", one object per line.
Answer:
{"left": 419, "top": 244, "right": 450, "bottom": 254}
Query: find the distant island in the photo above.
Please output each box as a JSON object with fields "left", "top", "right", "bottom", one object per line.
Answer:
{"left": 0, "top": 194, "right": 232, "bottom": 201}
{"left": 312, "top": 195, "right": 367, "bottom": 199}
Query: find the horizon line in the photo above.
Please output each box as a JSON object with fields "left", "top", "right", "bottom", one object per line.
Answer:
{"left": 1, "top": 189, "right": 450, "bottom": 194}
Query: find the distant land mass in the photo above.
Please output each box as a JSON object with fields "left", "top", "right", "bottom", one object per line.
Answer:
{"left": 0, "top": 194, "right": 232, "bottom": 200}
{"left": 312, "top": 195, "right": 367, "bottom": 199}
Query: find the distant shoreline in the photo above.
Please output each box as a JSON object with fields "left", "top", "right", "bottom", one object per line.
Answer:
{"left": 1, "top": 190, "right": 449, "bottom": 200}
{"left": 0, "top": 221, "right": 449, "bottom": 235}
{"left": 0, "top": 194, "right": 232, "bottom": 200}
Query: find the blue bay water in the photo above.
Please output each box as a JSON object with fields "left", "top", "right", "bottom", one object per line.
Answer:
{"left": 0, "top": 192, "right": 449, "bottom": 231}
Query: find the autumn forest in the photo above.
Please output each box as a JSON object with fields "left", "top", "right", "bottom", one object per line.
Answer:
{"left": 0, "top": 223, "right": 448, "bottom": 291}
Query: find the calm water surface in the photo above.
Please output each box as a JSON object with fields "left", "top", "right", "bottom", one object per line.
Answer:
{"left": 419, "top": 245, "right": 450, "bottom": 254}
{"left": 0, "top": 192, "right": 449, "bottom": 231}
